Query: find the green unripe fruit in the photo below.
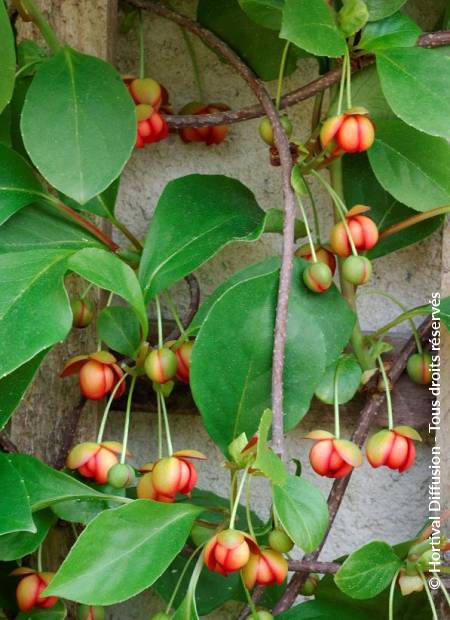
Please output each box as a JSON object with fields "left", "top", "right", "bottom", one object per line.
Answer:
{"left": 145, "top": 348, "right": 178, "bottom": 384}
{"left": 342, "top": 255, "right": 372, "bottom": 285}
{"left": 259, "top": 115, "right": 293, "bottom": 146}
{"left": 268, "top": 529, "right": 294, "bottom": 553}
{"left": 246, "top": 611, "right": 273, "bottom": 620}
{"left": 150, "top": 613, "right": 171, "bottom": 620}
{"left": 299, "top": 573, "right": 319, "bottom": 596}
{"left": 190, "top": 523, "right": 213, "bottom": 547}
{"left": 71, "top": 298, "right": 94, "bottom": 328}
{"left": 407, "top": 352, "right": 432, "bottom": 385}
{"left": 303, "top": 261, "right": 333, "bottom": 293}
{"left": 77, "top": 605, "right": 105, "bottom": 620}
{"left": 107, "top": 463, "right": 135, "bottom": 488}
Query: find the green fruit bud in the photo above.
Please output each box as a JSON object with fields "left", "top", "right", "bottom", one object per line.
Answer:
{"left": 145, "top": 348, "right": 178, "bottom": 384}
{"left": 245, "top": 611, "right": 273, "bottom": 620}
{"left": 71, "top": 298, "right": 94, "bottom": 328}
{"left": 407, "top": 352, "right": 432, "bottom": 385}
{"left": 268, "top": 529, "right": 294, "bottom": 553}
{"left": 342, "top": 255, "right": 372, "bottom": 285}
{"left": 150, "top": 613, "right": 171, "bottom": 620}
{"left": 107, "top": 463, "right": 135, "bottom": 488}
{"left": 259, "top": 115, "right": 293, "bottom": 146}
{"left": 77, "top": 605, "right": 105, "bottom": 620}
{"left": 299, "top": 573, "right": 319, "bottom": 596}
{"left": 303, "top": 261, "right": 333, "bottom": 293}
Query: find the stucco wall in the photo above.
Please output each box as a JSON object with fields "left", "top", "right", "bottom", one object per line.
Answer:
{"left": 105, "top": 2, "right": 446, "bottom": 617}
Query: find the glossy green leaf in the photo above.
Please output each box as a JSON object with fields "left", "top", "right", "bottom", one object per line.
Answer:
{"left": 365, "top": 0, "right": 407, "bottom": 21}
{"left": 0, "top": 104, "right": 11, "bottom": 146}
{"left": 96, "top": 305, "right": 141, "bottom": 357}
{"left": 0, "top": 0, "right": 15, "bottom": 114}
{"left": 315, "top": 354, "right": 362, "bottom": 405}
{"left": 0, "top": 249, "right": 72, "bottom": 377}
{"left": 197, "top": 0, "right": 302, "bottom": 80}
{"left": 0, "top": 143, "right": 48, "bottom": 226}
{"left": 0, "top": 203, "right": 105, "bottom": 253}
{"left": 51, "top": 497, "right": 112, "bottom": 525}
{"left": 60, "top": 177, "right": 120, "bottom": 219}
{"left": 0, "top": 451, "right": 35, "bottom": 535}
{"left": 277, "top": 600, "right": 368, "bottom": 620}
{"left": 191, "top": 259, "right": 354, "bottom": 454}
{"left": 358, "top": 12, "right": 420, "bottom": 51}
{"left": 368, "top": 119, "right": 450, "bottom": 212}
{"left": 0, "top": 349, "right": 48, "bottom": 429}
{"left": 21, "top": 47, "right": 135, "bottom": 203}
{"left": 139, "top": 174, "right": 265, "bottom": 302}
{"left": 441, "top": 296, "right": 450, "bottom": 331}
{"left": 68, "top": 248, "right": 147, "bottom": 337}
{"left": 376, "top": 47, "right": 450, "bottom": 139}
{"left": 17, "top": 40, "right": 48, "bottom": 73}
{"left": 7, "top": 453, "right": 104, "bottom": 511}
{"left": 335, "top": 541, "right": 402, "bottom": 599}
{"left": 273, "top": 474, "right": 328, "bottom": 553}
{"left": 238, "top": 0, "right": 283, "bottom": 29}
{"left": 338, "top": 0, "right": 369, "bottom": 38}
{"left": 9, "top": 77, "right": 31, "bottom": 160}
{"left": 17, "top": 600, "right": 67, "bottom": 620}
{"left": 253, "top": 409, "right": 287, "bottom": 485}
{"left": 0, "top": 509, "right": 56, "bottom": 561}
{"left": 342, "top": 154, "right": 444, "bottom": 259}
{"left": 46, "top": 500, "right": 202, "bottom": 604}
{"left": 280, "top": 0, "right": 346, "bottom": 57}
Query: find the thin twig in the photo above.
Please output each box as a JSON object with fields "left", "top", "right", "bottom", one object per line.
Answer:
{"left": 132, "top": 0, "right": 296, "bottom": 459}
{"left": 288, "top": 560, "right": 340, "bottom": 574}
{"left": 273, "top": 316, "right": 433, "bottom": 614}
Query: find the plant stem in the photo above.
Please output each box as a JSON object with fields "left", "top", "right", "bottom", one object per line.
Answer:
{"left": 304, "top": 179, "right": 322, "bottom": 244}
{"left": 336, "top": 52, "right": 347, "bottom": 115}
{"left": 157, "top": 390, "right": 163, "bottom": 459}
{"left": 345, "top": 48, "right": 352, "bottom": 109}
{"left": 242, "top": 577, "right": 260, "bottom": 620}
{"left": 276, "top": 42, "right": 291, "bottom": 111}
{"left": 80, "top": 282, "right": 94, "bottom": 300}
{"left": 155, "top": 294, "right": 164, "bottom": 348}
{"left": 358, "top": 289, "right": 423, "bottom": 353}
{"left": 37, "top": 544, "right": 43, "bottom": 572}
{"left": 245, "top": 477, "right": 256, "bottom": 539}
{"left": 230, "top": 466, "right": 250, "bottom": 529}
{"left": 164, "top": 290, "right": 186, "bottom": 336}
{"left": 165, "top": 544, "right": 203, "bottom": 614}
{"left": 380, "top": 205, "right": 450, "bottom": 239}
{"left": 372, "top": 305, "right": 430, "bottom": 340}
{"left": 19, "top": 0, "right": 61, "bottom": 54}
{"left": 138, "top": 11, "right": 145, "bottom": 79}
{"left": 334, "top": 365, "right": 340, "bottom": 438}
{"left": 439, "top": 578, "right": 450, "bottom": 606}
{"left": 111, "top": 217, "right": 143, "bottom": 251}
{"left": 419, "top": 569, "right": 439, "bottom": 620}
{"left": 160, "top": 393, "right": 173, "bottom": 456}
{"left": 377, "top": 355, "right": 394, "bottom": 430}
{"left": 97, "top": 373, "right": 128, "bottom": 443}
{"left": 388, "top": 568, "right": 400, "bottom": 620}
{"left": 181, "top": 28, "right": 206, "bottom": 101}
{"left": 296, "top": 194, "right": 317, "bottom": 262}
{"left": 121, "top": 375, "right": 137, "bottom": 463}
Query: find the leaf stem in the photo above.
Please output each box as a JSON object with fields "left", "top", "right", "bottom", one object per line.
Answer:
{"left": 230, "top": 466, "right": 249, "bottom": 529}
{"left": 276, "top": 42, "right": 291, "bottom": 111}
{"left": 180, "top": 28, "right": 206, "bottom": 101}
{"left": 111, "top": 217, "right": 143, "bottom": 251}
{"left": 345, "top": 48, "right": 352, "bottom": 110}
{"left": 155, "top": 294, "right": 164, "bottom": 348}
{"left": 377, "top": 355, "right": 394, "bottom": 430}
{"left": 37, "top": 544, "right": 43, "bottom": 572}
{"left": 160, "top": 392, "right": 173, "bottom": 456}
{"left": 372, "top": 305, "right": 430, "bottom": 340}
{"left": 97, "top": 373, "right": 128, "bottom": 443}
{"left": 164, "top": 290, "right": 186, "bottom": 336}
{"left": 18, "top": 0, "right": 61, "bottom": 54}
{"left": 336, "top": 52, "right": 347, "bottom": 116}
{"left": 388, "top": 568, "right": 400, "bottom": 620}
{"left": 121, "top": 375, "right": 137, "bottom": 463}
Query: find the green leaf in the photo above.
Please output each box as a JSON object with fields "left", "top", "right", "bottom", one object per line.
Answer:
{"left": 0, "top": 0, "right": 15, "bottom": 114}
{"left": 139, "top": 174, "right": 265, "bottom": 302}
{"left": 21, "top": 47, "right": 135, "bottom": 203}
{"left": 7, "top": 453, "right": 104, "bottom": 511}
{"left": 342, "top": 154, "right": 444, "bottom": 259}
{"left": 17, "top": 600, "right": 67, "bottom": 620}
{"left": 0, "top": 104, "right": 11, "bottom": 146}
{"left": 338, "top": 0, "right": 369, "bottom": 38}
{"left": 0, "top": 451, "right": 35, "bottom": 535}
{"left": 280, "top": 0, "right": 346, "bottom": 58}
{"left": 273, "top": 474, "right": 328, "bottom": 553}
{"left": 190, "top": 259, "right": 354, "bottom": 455}
{"left": 60, "top": 177, "right": 120, "bottom": 219}
{"left": 0, "top": 143, "right": 48, "bottom": 226}
{"left": 0, "top": 349, "right": 48, "bottom": 429}
{"left": 315, "top": 354, "right": 362, "bottom": 405}
{"left": 440, "top": 295, "right": 450, "bottom": 331}
{"left": 238, "top": 0, "right": 283, "bottom": 29}
{"left": 335, "top": 541, "right": 402, "bottom": 599}
{"left": 365, "top": 0, "right": 407, "bottom": 21}
{"left": 96, "top": 305, "right": 141, "bottom": 357}
{"left": 368, "top": 119, "right": 450, "bottom": 212}
{"left": 0, "top": 249, "right": 72, "bottom": 377}
{"left": 197, "top": 0, "right": 302, "bottom": 81}
{"left": 0, "top": 509, "right": 56, "bottom": 561}
{"left": 0, "top": 203, "right": 106, "bottom": 253}
{"left": 68, "top": 248, "right": 148, "bottom": 337}
{"left": 277, "top": 600, "right": 368, "bottom": 620}
{"left": 253, "top": 409, "right": 287, "bottom": 485}
{"left": 17, "top": 40, "right": 48, "bottom": 74}
{"left": 376, "top": 47, "right": 450, "bottom": 139}
{"left": 51, "top": 497, "right": 112, "bottom": 526}
{"left": 45, "top": 500, "right": 202, "bottom": 605}
{"left": 358, "top": 12, "right": 420, "bottom": 51}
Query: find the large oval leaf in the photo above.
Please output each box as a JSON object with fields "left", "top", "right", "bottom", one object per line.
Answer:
{"left": 21, "top": 48, "right": 135, "bottom": 204}
{"left": 335, "top": 541, "right": 403, "bottom": 599}
{"left": 377, "top": 47, "right": 450, "bottom": 139}
{"left": 238, "top": 0, "right": 283, "bottom": 29}
{"left": 45, "top": 500, "right": 202, "bottom": 604}
{"left": 277, "top": 600, "right": 368, "bottom": 620}
{"left": 280, "top": 0, "right": 346, "bottom": 58}
{"left": 0, "top": 144, "right": 48, "bottom": 225}
{"left": 0, "top": 452, "right": 35, "bottom": 535}
{"left": 368, "top": 119, "right": 450, "bottom": 212}
{"left": 96, "top": 305, "right": 141, "bottom": 357}
{"left": 0, "top": 249, "right": 72, "bottom": 377}
{"left": 273, "top": 474, "right": 328, "bottom": 553}
{"left": 365, "top": 0, "right": 407, "bottom": 21}
{"left": 315, "top": 354, "right": 362, "bottom": 405}
{"left": 358, "top": 12, "right": 420, "bottom": 52}
{"left": 0, "top": 0, "right": 15, "bottom": 114}
{"left": 190, "top": 259, "right": 354, "bottom": 455}
{"left": 0, "top": 509, "right": 56, "bottom": 561}
{"left": 139, "top": 174, "right": 265, "bottom": 302}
